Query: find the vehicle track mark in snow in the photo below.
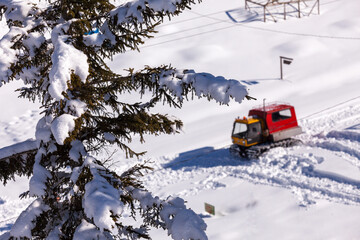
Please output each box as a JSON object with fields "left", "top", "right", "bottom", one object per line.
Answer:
{"left": 327, "top": 130, "right": 360, "bottom": 143}
{"left": 310, "top": 140, "right": 360, "bottom": 168}
{"left": 144, "top": 147, "right": 360, "bottom": 207}
{"left": 302, "top": 166, "right": 360, "bottom": 189}
{"left": 300, "top": 98, "right": 360, "bottom": 134}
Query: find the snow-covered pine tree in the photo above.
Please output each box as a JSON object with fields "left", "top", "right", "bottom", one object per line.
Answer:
{"left": 0, "top": 0, "right": 249, "bottom": 239}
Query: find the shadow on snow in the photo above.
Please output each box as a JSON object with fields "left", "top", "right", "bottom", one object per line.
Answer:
{"left": 346, "top": 123, "right": 360, "bottom": 131}
{"left": 0, "top": 223, "right": 12, "bottom": 232}
{"left": 225, "top": 7, "right": 307, "bottom": 23}
{"left": 303, "top": 166, "right": 360, "bottom": 190}
{"left": 225, "top": 8, "right": 262, "bottom": 23}
{"left": 162, "top": 147, "right": 254, "bottom": 170}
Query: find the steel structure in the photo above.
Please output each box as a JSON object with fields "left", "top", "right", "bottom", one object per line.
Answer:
{"left": 244, "top": 0, "right": 320, "bottom": 22}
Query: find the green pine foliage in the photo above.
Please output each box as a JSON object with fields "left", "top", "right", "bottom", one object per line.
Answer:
{"left": 0, "top": 0, "right": 248, "bottom": 239}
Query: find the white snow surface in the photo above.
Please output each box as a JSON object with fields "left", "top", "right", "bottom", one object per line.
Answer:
{"left": 1, "top": 0, "right": 360, "bottom": 239}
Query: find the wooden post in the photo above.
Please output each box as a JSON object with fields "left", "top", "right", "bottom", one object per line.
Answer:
{"left": 264, "top": 6, "right": 266, "bottom": 22}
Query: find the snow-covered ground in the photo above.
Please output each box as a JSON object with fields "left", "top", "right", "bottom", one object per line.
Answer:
{"left": 1, "top": 0, "right": 360, "bottom": 239}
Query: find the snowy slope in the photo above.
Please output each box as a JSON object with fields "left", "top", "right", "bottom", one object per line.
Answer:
{"left": 1, "top": 0, "right": 360, "bottom": 239}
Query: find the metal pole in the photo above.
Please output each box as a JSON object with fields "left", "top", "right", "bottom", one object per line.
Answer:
{"left": 280, "top": 56, "right": 283, "bottom": 80}
{"left": 263, "top": 98, "right": 266, "bottom": 119}
{"left": 263, "top": 98, "right": 266, "bottom": 112}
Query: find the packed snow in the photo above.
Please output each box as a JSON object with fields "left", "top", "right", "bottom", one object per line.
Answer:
{"left": 1, "top": 0, "right": 360, "bottom": 239}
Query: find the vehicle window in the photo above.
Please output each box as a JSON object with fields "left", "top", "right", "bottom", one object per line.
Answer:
{"left": 233, "top": 122, "right": 247, "bottom": 136}
{"left": 247, "top": 122, "right": 261, "bottom": 138}
{"left": 272, "top": 109, "right": 292, "bottom": 122}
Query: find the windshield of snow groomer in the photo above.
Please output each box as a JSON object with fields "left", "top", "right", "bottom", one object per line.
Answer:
{"left": 232, "top": 122, "right": 248, "bottom": 137}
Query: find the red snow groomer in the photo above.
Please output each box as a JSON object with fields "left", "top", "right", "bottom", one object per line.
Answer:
{"left": 230, "top": 103, "right": 302, "bottom": 158}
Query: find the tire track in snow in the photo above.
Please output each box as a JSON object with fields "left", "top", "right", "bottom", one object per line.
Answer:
{"left": 303, "top": 131, "right": 360, "bottom": 169}
{"left": 144, "top": 146, "right": 360, "bottom": 207}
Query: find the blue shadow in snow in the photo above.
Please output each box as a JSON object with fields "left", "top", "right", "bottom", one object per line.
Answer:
{"left": 226, "top": 7, "right": 302, "bottom": 23}
{"left": 240, "top": 78, "right": 282, "bottom": 86}
{"left": 240, "top": 80, "right": 259, "bottom": 86}
{"left": 225, "top": 8, "right": 261, "bottom": 23}
{"left": 302, "top": 166, "right": 360, "bottom": 189}
{"left": 346, "top": 123, "right": 360, "bottom": 131}
{"left": 198, "top": 213, "right": 212, "bottom": 219}
{"left": 162, "top": 147, "right": 254, "bottom": 171}
{"left": 0, "top": 223, "right": 12, "bottom": 232}
{"left": 0, "top": 199, "right": 5, "bottom": 205}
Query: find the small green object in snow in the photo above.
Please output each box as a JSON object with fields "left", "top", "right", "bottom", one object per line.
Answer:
{"left": 205, "top": 203, "right": 215, "bottom": 215}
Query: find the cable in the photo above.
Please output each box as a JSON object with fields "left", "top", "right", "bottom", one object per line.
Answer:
{"left": 155, "top": 21, "right": 225, "bottom": 39}
{"left": 300, "top": 95, "right": 360, "bottom": 120}
{"left": 141, "top": 24, "right": 237, "bottom": 49}
{"left": 157, "top": 9, "right": 227, "bottom": 28}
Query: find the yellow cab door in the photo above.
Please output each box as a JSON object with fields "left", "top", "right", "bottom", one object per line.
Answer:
{"left": 231, "top": 118, "right": 262, "bottom": 147}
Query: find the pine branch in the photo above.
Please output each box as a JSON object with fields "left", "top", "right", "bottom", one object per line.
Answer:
{"left": 0, "top": 147, "right": 36, "bottom": 184}
{"left": 0, "top": 140, "right": 37, "bottom": 184}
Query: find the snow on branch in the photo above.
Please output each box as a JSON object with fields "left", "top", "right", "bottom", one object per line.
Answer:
{"left": 0, "top": 24, "right": 25, "bottom": 84}
{"left": 153, "top": 69, "right": 248, "bottom": 105}
{"left": 0, "top": 139, "right": 37, "bottom": 160}
{"left": 0, "top": 0, "right": 34, "bottom": 23}
{"left": 9, "top": 198, "right": 50, "bottom": 239}
{"left": 73, "top": 219, "right": 109, "bottom": 240}
{"left": 74, "top": 156, "right": 125, "bottom": 234}
{"left": 110, "top": 0, "right": 180, "bottom": 24}
{"left": 29, "top": 148, "right": 52, "bottom": 197}
{"left": 49, "top": 23, "right": 89, "bottom": 100}
{"left": 131, "top": 188, "right": 208, "bottom": 240}
{"left": 0, "top": 0, "right": 43, "bottom": 85}
{"left": 50, "top": 114, "right": 76, "bottom": 145}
